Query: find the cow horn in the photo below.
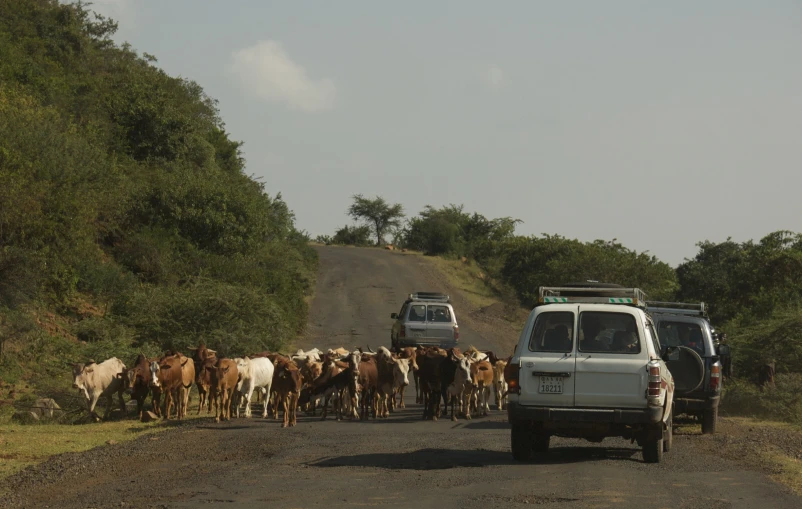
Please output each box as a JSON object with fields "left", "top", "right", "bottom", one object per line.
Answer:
{"left": 366, "top": 345, "right": 375, "bottom": 353}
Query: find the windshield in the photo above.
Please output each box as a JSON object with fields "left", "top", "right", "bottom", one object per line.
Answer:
{"left": 579, "top": 312, "right": 641, "bottom": 354}
{"left": 657, "top": 320, "right": 705, "bottom": 356}
{"left": 528, "top": 311, "right": 574, "bottom": 353}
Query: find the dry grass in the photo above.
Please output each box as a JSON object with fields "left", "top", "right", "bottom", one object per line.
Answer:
{"left": 426, "top": 256, "right": 499, "bottom": 309}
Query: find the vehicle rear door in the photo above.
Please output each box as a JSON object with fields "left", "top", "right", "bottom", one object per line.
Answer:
{"left": 424, "top": 304, "right": 455, "bottom": 342}
{"left": 573, "top": 306, "right": 648, "bottom": 409}
{"left": 517, "top": 307, "right": 578, "bottom": 407}
{"left": 405, "top": 303, "right": 428, "bottom": 342}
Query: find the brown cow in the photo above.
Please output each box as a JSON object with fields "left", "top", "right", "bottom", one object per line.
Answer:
{"left": 272, "top": 357, "right": 302, "bottom": 427}
{"left": 156, "top": 354, "right": 183, "bottom": 420}
{"left": 416, "top": 347, "right": 448, "bottom": 420}
{"left": 210, "top": 358, "right": 238, "bottom": 422}
{"left": 357, "top": 356, "right": 379, "bottom": 421}
{"left": 122, "top": 354, "right": 152, "bottom": 419}
{"left": 196, "top": 356, "right": 218, "bottom": 415}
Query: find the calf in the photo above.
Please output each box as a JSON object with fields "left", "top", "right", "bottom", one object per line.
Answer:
{"left": 470, "top": 360, "right": 494, "bottom": 417}
{"left": 122, "top": 354, "right": 152, "bottom": 419}
{"left": 416, "top": 347, "right": 448, "bottom": 421}
{"left": 235, "top": 356, "right": 274, "bottom": 418}
{"left": 191, "top": 345, "right": 217, "bottom": 414}
{"left": 72, "top": 357, "right": 127, "bottom": 421}
{"left": 356, "top": 356, "right": 379, "bottom": 420}
{"left": 445, "top": 355, "right": 472, "bottom": 421}
{"left": 375, "top": 347, "right": 409, "bottom": 417}
{"left": 210, "top": 358, "right": 238, "bottom": 422}
{"left": 272, "top": 357, "right": 302, "bottom": 427}
{"left": 394, "top": 347, "right": 418, "bottom": 408}
{"left": 493, "top": 359, "right": 508, "bottom": 410}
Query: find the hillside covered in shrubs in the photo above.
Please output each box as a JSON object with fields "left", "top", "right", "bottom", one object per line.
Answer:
{"left": 0, "top": 0, "right": 317, "bottom": 400}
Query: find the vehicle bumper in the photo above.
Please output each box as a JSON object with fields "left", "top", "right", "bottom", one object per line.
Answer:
{"left": 673, "top": 394, "right": 720, "bottom": 414}
{"left": 393, "top": 338, "right": 458, "bottom": 349}
{"left": 507, "top": 402, "right": 663, "bottom": 425}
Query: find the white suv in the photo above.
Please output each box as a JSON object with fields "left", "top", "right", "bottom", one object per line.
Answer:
{"left": 506, "top": 284, "right": 675, "bottom": 463}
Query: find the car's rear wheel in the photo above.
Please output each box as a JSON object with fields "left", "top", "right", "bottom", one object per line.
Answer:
{"left": 663, "top": 411, "right": 673, "bottom": 453}
{"left": 533, "top": 432, "right": 550, "bottom": 453}
{"left": 701, "top": 406, "right": 718, "bottom": 435}
{"left": 642, "top": 436, "right": 664, "bottom": 463}
{"left": 511, "top": 423, "right": 533, "bottom": 461}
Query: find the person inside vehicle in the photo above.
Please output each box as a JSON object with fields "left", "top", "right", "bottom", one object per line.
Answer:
{"left": 580, "top": 318, "right": 607, "bottom": 351}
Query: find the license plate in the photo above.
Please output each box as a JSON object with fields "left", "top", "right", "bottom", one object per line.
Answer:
{"left": 412, "top": 331, "right": 424, "bottom": 338}
{"left": 539, "top": 376, "right": 564, "bottom": 394}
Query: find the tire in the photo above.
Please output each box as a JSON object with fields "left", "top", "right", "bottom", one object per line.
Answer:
{"left": 533, "top": 432, "right": 550, "bottom": 453}
{"left": 702, "top": 406, "right": 718, "bottom": 435}
{"left": 511, "top": 423, "right": 533, "bottom": 461}
{"left": 642, "top": 437, "right": 664, "bottom": 463}
{"left": 663, "top": 412, "right": 673, "bottom": 453}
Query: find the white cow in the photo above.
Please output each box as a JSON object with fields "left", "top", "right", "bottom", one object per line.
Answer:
{"left": 71, "top": 357, "right": 126, "bottom": 421}
{"left": 293, "top": 348, "right": 322, "bottom": 363}
{"left": 493, "top": 359, "right": 508, "bottom": 410}
{"left": 446, "top": 356, "right": 473, "bottom": 421}
{"left": 235, "top": 356, "right": 275, "bottom": 418}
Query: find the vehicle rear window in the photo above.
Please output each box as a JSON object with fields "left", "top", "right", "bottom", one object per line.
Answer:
{"left": 528, "top": 312, "right": 574, "bottom": 353}
{"left": 408, "top": 305, "right": 426, "bottom": 322}
{"left": 427, "top": 305, "right": 452, "bottom": 322}
{"left": 657, "top": 321, "right": 705, "bottom": 355}
{"left": 579, "top": 312, "right": 641, "bottom": 354}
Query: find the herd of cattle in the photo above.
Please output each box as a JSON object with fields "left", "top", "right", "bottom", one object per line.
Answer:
{"left": 70, "top": 344, "right": 511, "bottom": 427}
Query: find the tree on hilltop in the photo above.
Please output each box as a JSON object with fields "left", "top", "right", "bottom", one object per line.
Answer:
{"left": 347, "top": 195, "right": 404, "bottom": 246}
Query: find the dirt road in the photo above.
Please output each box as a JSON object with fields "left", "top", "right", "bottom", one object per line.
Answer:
{"left": 3, "top": 246, "right": 800, "bottom": 508}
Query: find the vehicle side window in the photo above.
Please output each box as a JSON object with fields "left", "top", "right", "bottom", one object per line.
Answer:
{"left": 528, "top": 312, "right": 574, "bottom": 352}
{"left": 407, "top": 305, "right": 426, "bottom": 322}
{"left": 427, "top": 305, "right": 451, "bottom": 323}
{"left": 658, "top": 320, "right": 705, "bottom": 355}
{"left": 645, "top": 322, "right": 661, "bottom": 355}
{"left": 579, "top": 312, "right": 641, "bottom": 354}
{"left": 398, "top": 303, "right": 408, "bottom": 319}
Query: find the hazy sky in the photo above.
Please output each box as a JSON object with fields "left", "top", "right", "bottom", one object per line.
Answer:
{"left": 88, "top": 0, "right": 802, "bottom": 266}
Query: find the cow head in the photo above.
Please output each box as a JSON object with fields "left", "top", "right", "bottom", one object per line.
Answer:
{"left": 456, "top": 357, "right": 472, "bottom": 387}
{"left": 72, "top": 362, "right": 94, "bottom": 399}
{"left": 149, "top": 361, "right": 161, "bottom": 388}
{"left": 393, "top": 358, "right": 410, "bottom": 387}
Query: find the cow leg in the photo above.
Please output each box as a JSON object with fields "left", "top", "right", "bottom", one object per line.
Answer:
{"left": 244, "top": 386, "right": 254, "bottom": 418}
{"left": 262, "top": 384, "right": 272, "bottom": 418}
{"left": 414, "top": 371, "right": 421, "bottom": 404}
{"left": 281, "top": 395, "right": 290, "bottom": 428}
{"left": 290, "top": 392, "right": 298, "bottom": 427}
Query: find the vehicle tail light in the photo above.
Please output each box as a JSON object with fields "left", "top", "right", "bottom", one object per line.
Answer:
{"left": 453, "top": 325, "right": 459, "bottom": 341}
{"left": 710, "top": 363, "right": 721, "bottom": 391}
{"left": 647, "top": 364, "right": 662, "bottom": 400}
{"left": 400, "top": 326, "right": 405, "bottom": 338}
{"left": 507, "top": 361, "right": 521, "bottom": 395}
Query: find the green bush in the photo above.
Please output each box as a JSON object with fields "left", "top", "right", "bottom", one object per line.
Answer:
{"left": 722, "top": 375, "right": 802, "bottom": 423}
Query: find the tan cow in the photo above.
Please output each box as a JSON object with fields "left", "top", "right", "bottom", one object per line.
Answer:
{"left": 469, "top": 360, "right": 494, "bottom": 417}
{"left": 210, "top": 358, "right": 238, "bottom": 422}
{"left": 493, "top": 359, "right": 508, "bottom": 410}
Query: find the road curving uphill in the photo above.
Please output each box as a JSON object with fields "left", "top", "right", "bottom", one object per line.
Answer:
{"left": 2, "top": 246, "right": 800, "bottom": 509}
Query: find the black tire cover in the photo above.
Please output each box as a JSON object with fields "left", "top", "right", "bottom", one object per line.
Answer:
{"left": 666, "top": 346, "right": 705, "bottom": 394}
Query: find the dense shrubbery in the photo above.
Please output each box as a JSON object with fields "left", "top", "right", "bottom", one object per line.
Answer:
{"left": 0, "top": 1, "right": 317, "bottom": 388}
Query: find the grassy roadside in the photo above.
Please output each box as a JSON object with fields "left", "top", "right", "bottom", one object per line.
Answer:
{"left": 0, "top": 418, "right": 170, "bottom": 480}
{"left": 426, "top": 256, "right": 499, "bottom": 310}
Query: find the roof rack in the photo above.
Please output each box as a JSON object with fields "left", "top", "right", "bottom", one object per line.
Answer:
{"left": 408, "top": 292, "right": 451, "bottom": 303}
{"left": 537, "top": 286, "right": 648, "bottom": 307}
{"left": 645, "top": 301, "right": 706, "bottom": 317}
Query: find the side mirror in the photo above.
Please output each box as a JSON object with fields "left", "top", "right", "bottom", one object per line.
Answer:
{"left": 661, "top": 346, "right": 679, "bottom": 362}
{"left": 390, "top": 313, "right": 398, "bottom": 320}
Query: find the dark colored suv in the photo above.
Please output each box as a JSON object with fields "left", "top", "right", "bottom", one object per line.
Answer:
{"left": 647, "top": 301, "right": 722, "bottom": 434}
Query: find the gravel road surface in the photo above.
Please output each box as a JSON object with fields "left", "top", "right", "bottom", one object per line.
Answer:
{"left": 3, "top": 246, "right": 799, "bottom": 509}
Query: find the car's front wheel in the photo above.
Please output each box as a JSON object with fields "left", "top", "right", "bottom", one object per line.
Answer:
{"left": 511, "top": 422, "right": 533, "bottom": 461}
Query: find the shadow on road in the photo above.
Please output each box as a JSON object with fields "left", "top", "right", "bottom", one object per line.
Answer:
{"left": 460, "top": 420, "right": 509, "bottom": 430}
{"left": 310, "top": 445, "right": 643, "bottom": 470}
{"left": 310, "top": 448, "right": 509, "bottom": 470}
